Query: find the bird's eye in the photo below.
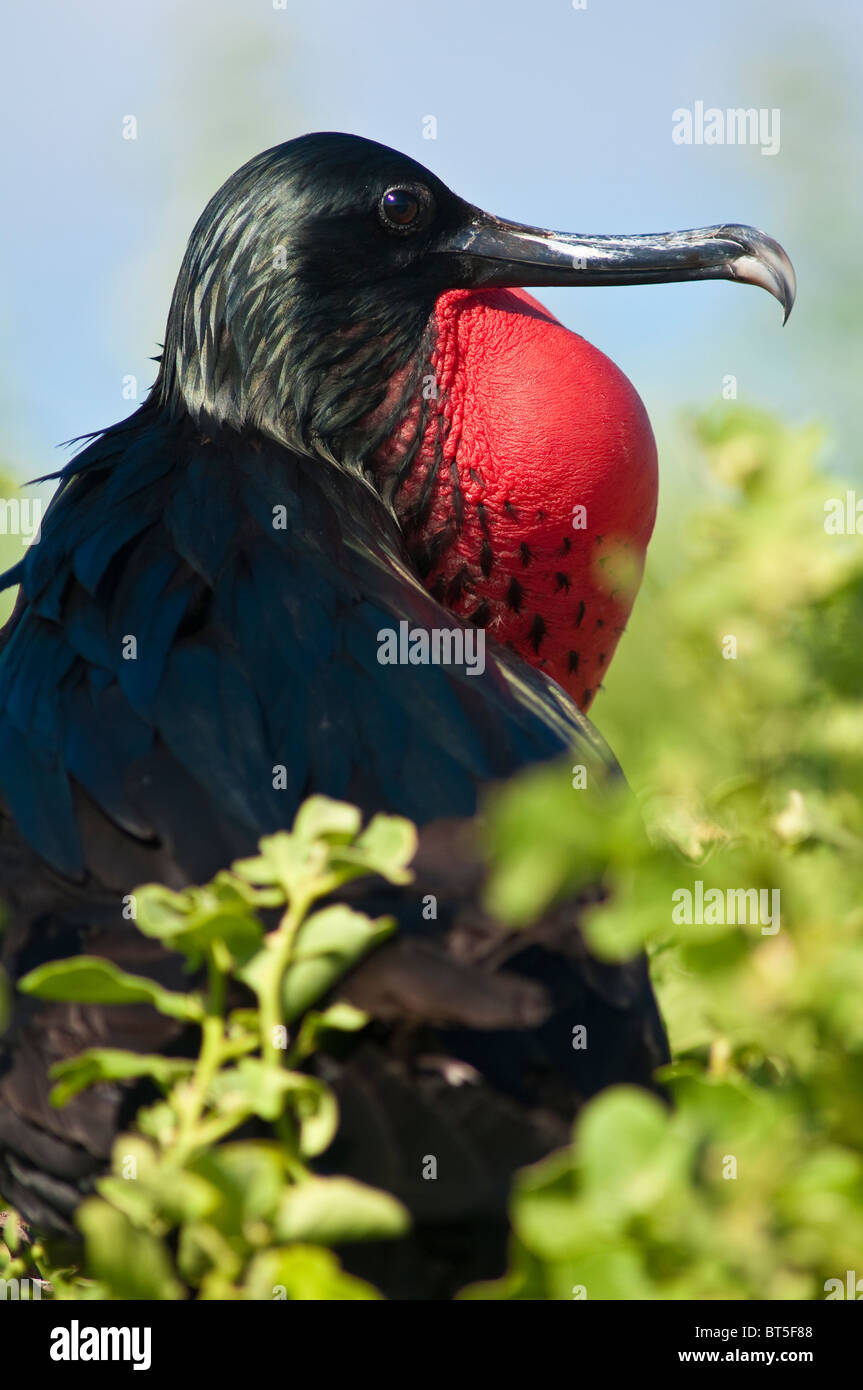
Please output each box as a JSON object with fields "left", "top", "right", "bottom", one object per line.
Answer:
{"left": 379, "top": 185, "right": 426, "bottom": 232}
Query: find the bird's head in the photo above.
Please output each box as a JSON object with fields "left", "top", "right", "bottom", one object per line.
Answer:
{"left": 156, "top": 131, "right": 795, "bottom": 708}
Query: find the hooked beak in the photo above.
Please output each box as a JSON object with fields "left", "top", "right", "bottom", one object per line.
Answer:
{"left": 435, "top": 209, "right": 796, "bottom": 323}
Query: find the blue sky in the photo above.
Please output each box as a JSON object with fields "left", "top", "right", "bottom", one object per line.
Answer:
{"left": 2, "top": 0, "right": 861, "bottom": 482}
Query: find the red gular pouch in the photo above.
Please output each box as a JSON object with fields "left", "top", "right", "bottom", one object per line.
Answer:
{"left": 396, "top": 287, "right": 658, "bottom": 712}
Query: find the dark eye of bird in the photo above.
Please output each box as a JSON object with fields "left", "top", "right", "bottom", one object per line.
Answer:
{"left": 379, "top": 185, "right": 425, "bottom": 232}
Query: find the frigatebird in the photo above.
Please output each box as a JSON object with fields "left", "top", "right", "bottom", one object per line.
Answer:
{"left": 0, "top": 133, "right": 794, "bottom": 1298}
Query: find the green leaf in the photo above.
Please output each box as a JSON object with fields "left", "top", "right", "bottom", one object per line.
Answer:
{"left": 510, "top": 1150, "right": 596, "bottom": 1260}
{"left": 234, "top": 805, "right": 416, "bottom": 902}
{"left": 279, "top": 958, "right": 345, "bottom": 1023}
{"left": 18, "top": 957, "right": 201, "bottom": 1020}
{"left": 234, "top": 834, "right": 315, "bottom": 892}
{"left": 2, "top": 1209, "right": 19, "bottom": 1255}
{"left": 207, "top": 1062, "right": 337, "bottom": 1156}
{"left": 310, "top": 1001, "right": 369, "bottom": 1031}
{"left": 130, "top": 883, "right": 190, "bottom": 935}
{"left": 288, "top": 1075, "right": 339, "bottom": 1158}
{"left": 135, "top": 1100, "right": 177, "bottom": 1146}
{"left": 275, "top": 1177, "right": 409, "bottom": 1245}
{"left": 135, "top": 881, "right": 264, "bottom": 964}
{"left": 483, "top": 769, "right": 640, "bottom": 927}
{"left": 188, "top": 1142, "right": 290, "bottom": 1234}
{"left": 293, "top": 797, "right": 363, "bottom": 843}
{"left": 291, "top": 1002, "right": 369, "bottom": 1061}
{"left": 576, "top": 1087, "right": 683, "bottom": 1218}
{"left": 293, "top": 904, "right": 391, "bottom": 960}
{"left": 243, "top": 1245, "right": 382, "bottom": 1300}
{"left": 76, "top": 1198, "right": 184, "bottom": 1300}
{"left": 99, "top": 1136, "right": 219, "bottom": 1228}
{"left": 226, "top": 1007, "right": 262, "bottom": 1040}
{"left": 49, "top": 1049, "right": 195, "bottom": 1106}
{"left": 344, "top": 812, "right": 417, "bottom": 882}
{"left": 277, "top": 908, "right": 394, "bottom": 1022}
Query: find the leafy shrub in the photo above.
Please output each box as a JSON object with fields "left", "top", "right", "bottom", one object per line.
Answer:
{"left": 4, "top": 799, "right": 416, "bottom": 1299}
{"left": 466, "top": 406, "right": 863, "bottom": 1299}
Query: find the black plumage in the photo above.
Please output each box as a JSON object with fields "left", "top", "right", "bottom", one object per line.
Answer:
{"left": 0, "top": 133, "right": 675, "bottom": 1298}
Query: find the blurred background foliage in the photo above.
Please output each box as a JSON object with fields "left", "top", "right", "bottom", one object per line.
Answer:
{"left": 472, "top": 405, "right": 863, "bottom": 1299}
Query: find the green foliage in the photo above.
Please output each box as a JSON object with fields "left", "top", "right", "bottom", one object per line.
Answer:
{"left": 8, "top": 797, "right": 415, "bottom": 1300}
{"left": 470, "top": 406, "right": 863, "bottom": 1299}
